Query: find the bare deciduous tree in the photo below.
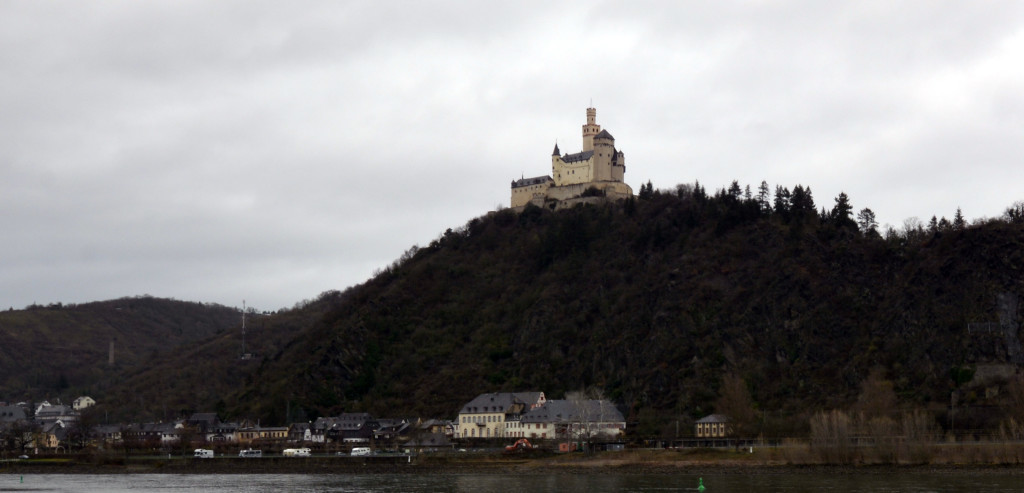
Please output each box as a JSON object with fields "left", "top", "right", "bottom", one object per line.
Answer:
{"left": 853, "top": 367, "right": 897, "bottom": 420}
{"left": 714, "top": 372, "right": 756, "bottom": 440}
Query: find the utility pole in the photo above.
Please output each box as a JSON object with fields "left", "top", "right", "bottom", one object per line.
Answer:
{"left": 241, "top": 300, "right": 247, "bottom": 359}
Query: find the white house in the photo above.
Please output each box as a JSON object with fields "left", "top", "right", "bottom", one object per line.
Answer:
{"left": 73, "top": 396, "right": 96, "bottom": 411}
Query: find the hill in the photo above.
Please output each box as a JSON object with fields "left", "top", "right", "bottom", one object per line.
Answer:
{"left": 209, "top": 185, "right": 1024, "bottom": 434}
{"left": 0, "top": 297, "right": 241, "bottom": 403}
{"left": 97, "top": 293, "right": 340, "bottom": 422}
{"left": 20, "top": 185, "right": 1024, "bottom": 437}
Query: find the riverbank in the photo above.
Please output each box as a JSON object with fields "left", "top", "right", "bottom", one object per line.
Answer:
{"left": 5, "top": 448, "right": 1024, "bottom": 475}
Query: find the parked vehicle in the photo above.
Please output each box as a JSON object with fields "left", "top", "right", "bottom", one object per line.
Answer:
{"left": 193, "top": 449, "right": 214, "bottom": 458}
{"left": 239, "top": 448, "right": 262, "bottom": 458}
{"left": 350, "top": 447, "right": 372, "bottom": 456}
{"left": 504, "top": 438, "right": 533, "bottom": 452}
{"left": 283, "top": 448, "right": 311, "bottom": 457}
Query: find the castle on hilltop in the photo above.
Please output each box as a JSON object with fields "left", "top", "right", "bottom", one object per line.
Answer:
{"left": 510, "top": 108, "right": 633, "bottom": 209}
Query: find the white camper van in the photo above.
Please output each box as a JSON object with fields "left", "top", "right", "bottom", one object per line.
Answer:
{"left": 193, "top": 449, "right": 214, "bottom": 458}
{"left": 283, "top": 448, "right": 311, "bottom": 457}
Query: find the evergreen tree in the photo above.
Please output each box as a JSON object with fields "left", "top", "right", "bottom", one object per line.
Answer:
{"left": 694, "top": 181, "right": 707, "bottom": 201}
{"left": 790, "top": 185, "right": 816, "bottom": 218}
{"left": 744, "top": 184, "right": 753, "bottom": 201}
{"left": 639, "top": 180, "right": 654, "bottom": 200}
{"left": 928, "top": 215, "right": 939, "bottom": 234}
{"left": 757, "top": 181, "right": 771, "bottom": 212}
{"left": 953, "top": 207, "right": 966, "bottom": 230}
{"left": 728, "top": 180, "right": 742, "bottom": 200}
{"left": 857, "top": 208, "right": 878, "bottom": 235}
{"left": 773, "top": 185, "right": 790, "bottom": 214}
{"left": 831, "top": 192, "right": 855, "bottom": 229}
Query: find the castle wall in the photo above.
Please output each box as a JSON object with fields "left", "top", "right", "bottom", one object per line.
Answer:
{"left": 552, "top": 157, "right": 594, "bottom": 187}
{"left": 511, "top": 180, "right": 552, "bottom": 208}
{"left": 612, "top": 163, "right": 625, "bottom": 182}
{"left": 511, "top": 181, "right": 634, "bottom": 211}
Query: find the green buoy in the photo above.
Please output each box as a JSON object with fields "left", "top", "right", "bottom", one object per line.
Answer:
{"left": 697, "top": 477, "right": 705, "bottom": 492}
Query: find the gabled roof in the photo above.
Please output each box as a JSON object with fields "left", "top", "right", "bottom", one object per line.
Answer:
{"left": 36, "top": 405, "right": 77, "bottom": 420}
{"left": 594, "top": 129, "right": 614, "bottom": 140}
{"left": 93, "top": 424, "right": 123, "bottom": 435}
{"left": 313, "top": 413, "right": 377, "bottom": 431}
{"left": 520, "top": 399, "right": 624, "bottom": 424}
{"left": 0, "top": 405, "right": 26, "bottom": 422}
{"left": 461, "top": 392, "right": 544, "bottom": 414}
{"left": 376, "top": 418, "right": 407, "bottom": 428}
{"left": 512, "top": 175, "right": 553, "bottom": 189}
{"left": 189, "top": 412, "right": 219, "bottom": 423}
{"left": 37, "top": 404, "right": 74, "bottom": 414}
{"left": 695, "top": 414, "right": 729, "bottom": 424}
{"left": 418, "top": 418, "right": 446, "bottom": 429}
{"left": 562, "top": 150, "right": 594, "bottom": 163}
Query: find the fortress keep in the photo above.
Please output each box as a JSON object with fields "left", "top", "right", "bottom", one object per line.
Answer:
{"left": 510, "top": 108, "right": 633, "bottom": 209}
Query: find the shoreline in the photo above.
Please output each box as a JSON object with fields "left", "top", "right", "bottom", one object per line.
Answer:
{"left": 5, "top": 455, "right": 1024, "bottom": 475}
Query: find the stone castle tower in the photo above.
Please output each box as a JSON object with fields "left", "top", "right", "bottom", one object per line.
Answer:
{"left": 511, "top": 107, "right": 633, "bottom": 209}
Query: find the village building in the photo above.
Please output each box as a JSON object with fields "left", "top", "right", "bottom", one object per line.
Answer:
{"left": 237, "top": 424, "right": 289, "bottom": 445}
{"left": 516, "top": 399, "right": 625, "bottom": 440}
{"left": 457, "top": 392, "right": 546, "bottom": 439}
{"left": 34, "top": 404, "right": 78, "bottom": 424}
{"left": 72, "top": 396, "right": 96, "bottom": 411}
{"left": 372, "top": 419, "right": 411, "bottom": 445}
{"left": 0, "top": 405, "right": 27, "bottom": 424}
{"left": 695, "top": 414, "right": 730, "bottom": 438}
{"left": 309, "top": 413, "right": 380, "bottom": 444}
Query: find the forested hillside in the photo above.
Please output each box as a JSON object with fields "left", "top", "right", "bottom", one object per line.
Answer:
{"left": 0, "top": 297, "right": 240, "bottom": 401}
{"left": 221, "top": 183, "right": 1024, "bottom": 434}
{"left": 11, "top": 183, "right": 1023, "bottom": 437}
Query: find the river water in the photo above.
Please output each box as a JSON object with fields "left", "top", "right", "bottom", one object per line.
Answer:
{"left": 5, "top": 472, "right": 1024, "bottom": 492}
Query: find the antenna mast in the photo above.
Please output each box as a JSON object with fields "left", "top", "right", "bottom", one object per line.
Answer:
{"left": 241, "top": 300, "right": 247, "bottom": 357}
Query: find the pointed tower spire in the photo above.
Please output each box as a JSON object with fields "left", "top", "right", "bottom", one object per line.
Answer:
{"left": 552, "top": 142, "right": 560, "bottom": 156}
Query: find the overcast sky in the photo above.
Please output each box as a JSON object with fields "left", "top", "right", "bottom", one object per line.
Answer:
{"left": 3, "top": 1, "right": 1023, "bottom": 312}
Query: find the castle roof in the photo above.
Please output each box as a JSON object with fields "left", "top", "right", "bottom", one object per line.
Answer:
{"left": 552, "top": 143, "right": 560, "bottom": 156}
{"left": 561, "top": 150, "right": 594, "bottom": 163}
{"left": 594, "top": 129, "right": 614, "bottom": 140}
{"left": 511, "top": 175, "right": 553, "bottom": 189}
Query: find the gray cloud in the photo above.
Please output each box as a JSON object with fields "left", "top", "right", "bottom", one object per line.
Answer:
{"left": 2, "top": 1, "right": 1023, "bottom": 311}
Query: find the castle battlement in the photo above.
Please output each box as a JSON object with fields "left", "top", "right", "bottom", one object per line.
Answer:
{"left": 510, "top": 108, "right": 633, "bottom": 209}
